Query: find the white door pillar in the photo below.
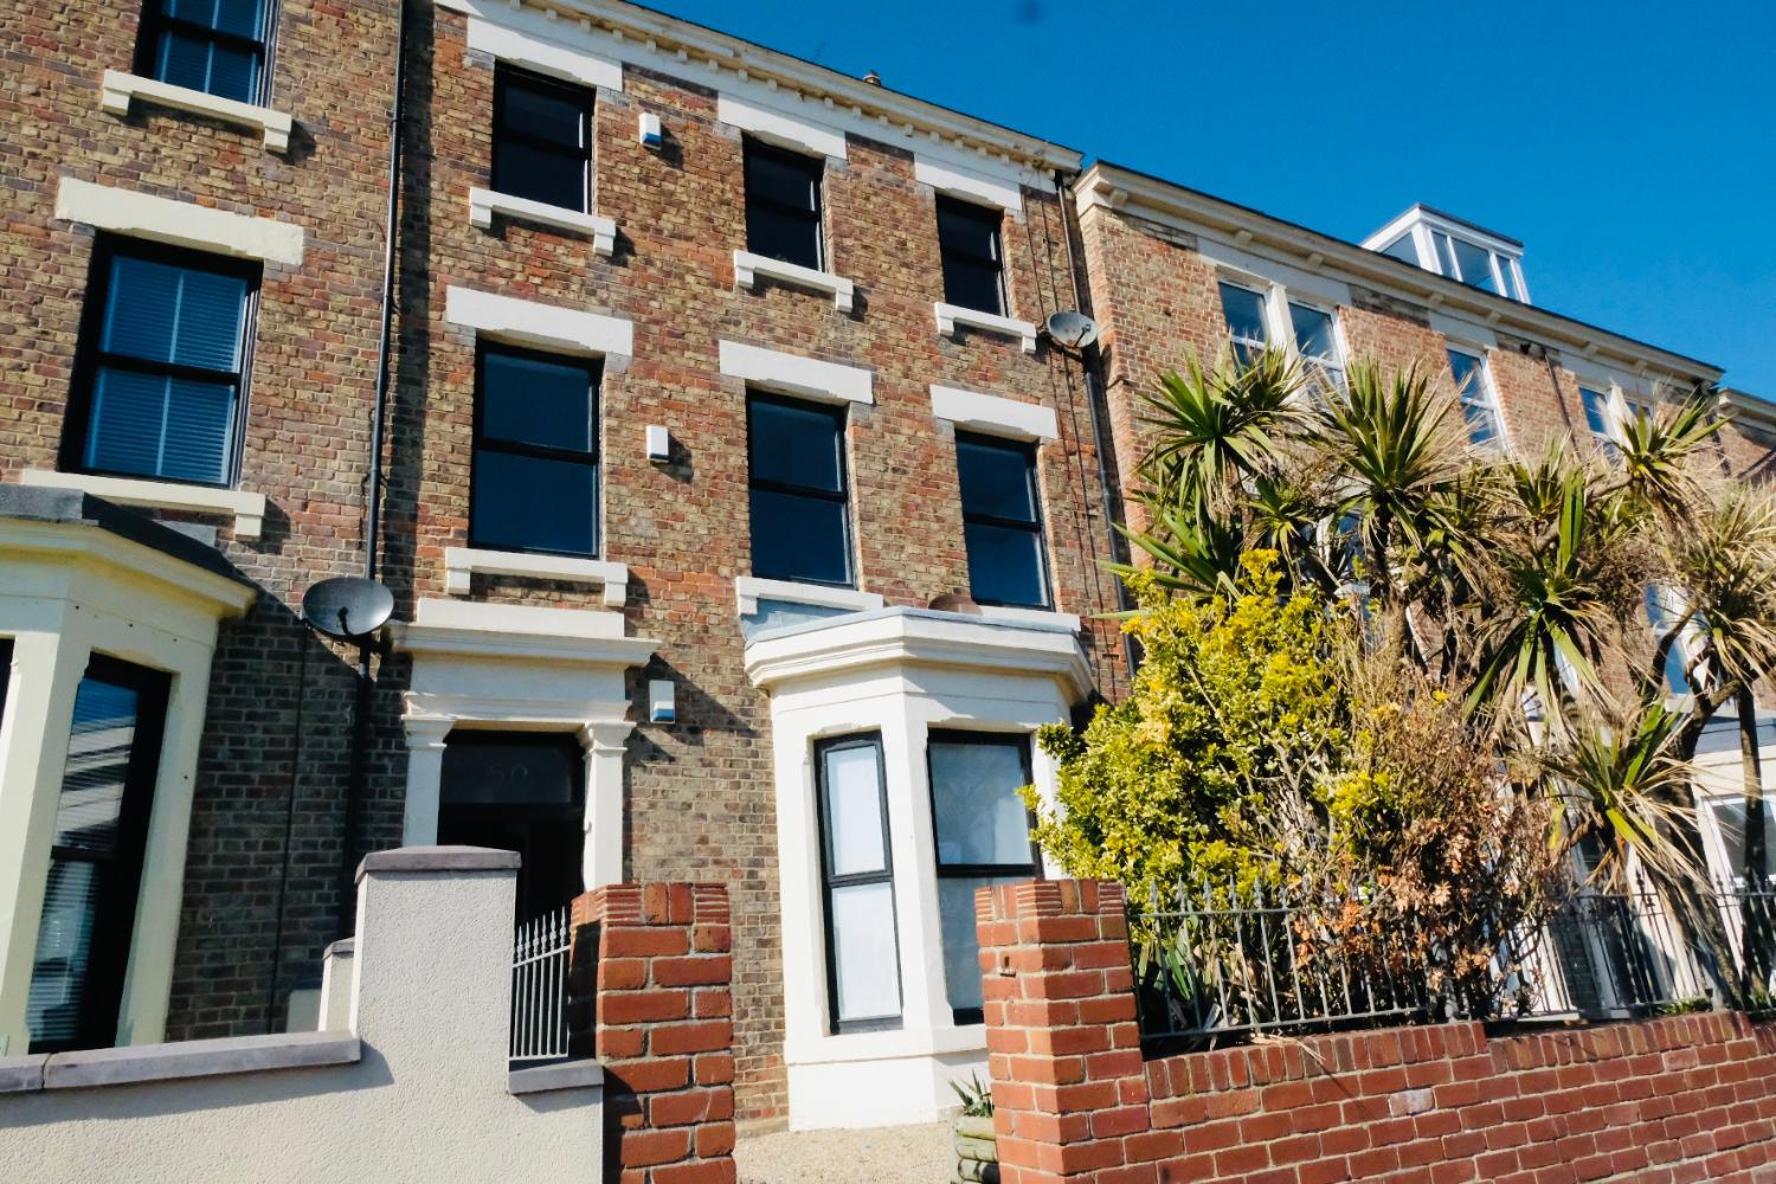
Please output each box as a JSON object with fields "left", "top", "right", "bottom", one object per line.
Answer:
{"left": 578, "top": 720, "right": 632, "bottom": 890}
{"left": 0, "top": 623, "right": 93, "bottom": 1055}
{"left": 400, "top": 717, "right": 455, "bottom": 845}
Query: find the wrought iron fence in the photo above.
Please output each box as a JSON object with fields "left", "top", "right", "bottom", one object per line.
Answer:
{"left": 1135, "top": 876, "right": 1776, "bottom": 1048}
{"left": 509, "top": 904, "right": 573, "bottom": 1065}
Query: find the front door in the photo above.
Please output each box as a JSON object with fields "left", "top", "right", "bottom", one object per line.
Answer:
{"left": 436, "top": 732, "right": 584, "bottom": 922}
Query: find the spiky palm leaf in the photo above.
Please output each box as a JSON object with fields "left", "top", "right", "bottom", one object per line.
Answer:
{"left": 1114, "top": 501, "right": 1246, "bottom": 601}
{"left": 1138, "top": 347, "right": 1307, "bottom": 518}
{"left": 1614, "top": 395, "right": 1720, "bottom": 521}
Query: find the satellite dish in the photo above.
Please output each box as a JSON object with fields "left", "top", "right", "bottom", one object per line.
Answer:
{"left": 301, "top": 576, "right": 394, "bottom": 641}
{"left": 1045, "top": 309, "right": 1100, "bottom": 350}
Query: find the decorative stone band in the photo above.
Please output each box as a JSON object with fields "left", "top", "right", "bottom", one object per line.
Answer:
{"left": 18, "top": 469, "right": 267, "bottom": 540}
{"left": 99, "top": 70, "right": 294, "bottom": 153}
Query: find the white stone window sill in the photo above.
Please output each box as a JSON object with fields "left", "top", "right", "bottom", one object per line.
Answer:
{"left": 99, "top": 70, "right": 293, "bottom": 153}
{"left": 735, "top": 576, "right": 882, "bottom": 617}
{"left": 934, "top": 302, "right": 1038, "bottom": 354}
{"left": 734, "top": 250, "right": 855, "bottom": 313}
{"left": 976, "top": 604, "right": 1081, "bottom": 632}
{"left": 19, "top": 470, "right": 266, "bottom": 540}
{"left": 444, "top": 547, "right": 628, "bottom": 608}
{"left": 0, "top": 1031, "right": 360, "bottom": 1094}
{"left": 468, "top": 188, "right": 616, "bottom": 257}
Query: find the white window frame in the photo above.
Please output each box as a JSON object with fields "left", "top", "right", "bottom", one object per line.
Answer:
{"left": 1282, "top": 297, "right": 1347, "bottom": 396}
{"left": 1446, "top": 343, "right": 1507, "bottom": 450}
{"left": 1215, "top": 274, "right": 1275, "bottom": 363}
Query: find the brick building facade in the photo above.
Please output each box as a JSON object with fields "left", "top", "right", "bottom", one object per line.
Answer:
{"left": 0, "top": 0, "right": 1769, "bottom": 1135}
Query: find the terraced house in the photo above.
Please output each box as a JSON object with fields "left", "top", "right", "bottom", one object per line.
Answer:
{"left": 0, "top": 0, "right": 1769, "bottom": 1137}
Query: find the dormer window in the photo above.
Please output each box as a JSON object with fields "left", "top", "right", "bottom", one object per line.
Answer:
{"left": 1364, "top": 206, "right": 1528, "bottom": 304}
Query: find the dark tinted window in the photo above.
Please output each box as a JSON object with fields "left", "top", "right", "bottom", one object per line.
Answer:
{"left": 66, "top": 239, "right": 256, "bottom": 487}
{"left": 137, "top": 0, "right": 270, "bottom": 103}
{"left": 27, "top": 656, "right": 169, "bottom": 1053}
{"left": 743, "top": 139, "right": 824, "bottom": 271}
{"left": 956, "top": 433, "right": 1048, "bottom": 608}
{"left": 748, "top": 395, "right": 851, "bottom": 585}
{"left": 928, "top": 732, "right": 1037, "bottom": 1023}
{"left": 438, "top": 732, "right": 585, "bottom": 922}
{"left": 936, "top": 196, "right": 1005, "bottom": 315}
{"left": 492, "top": 66, "right": 592, "bottom": 213}
{"left": 471, "top": 344, "right": 600, "bottom": 557}
{"left": 816, "top": 735, "right": 902, "bottom": 1032}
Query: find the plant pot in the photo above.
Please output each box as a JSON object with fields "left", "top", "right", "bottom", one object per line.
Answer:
{"left": 953, "top": 1113, "right": 999, "bottom": 1184}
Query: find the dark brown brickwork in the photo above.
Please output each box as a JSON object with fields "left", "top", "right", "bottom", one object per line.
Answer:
{"left": 0, "top": 0, "right": 404, "bottom": 1038}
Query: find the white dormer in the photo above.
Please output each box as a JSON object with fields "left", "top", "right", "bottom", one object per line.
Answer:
{"left": 1363, "top": 205, "right": 1530, "bottom": 304}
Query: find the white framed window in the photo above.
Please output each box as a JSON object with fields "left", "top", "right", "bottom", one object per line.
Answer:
{"left": 1447, "top": 346, "right": 1504, "bottom": 447}
{"left": 1285, "top": 300, "right": 1345, "bottom": 396}
{"left": 1579, "top": 385, "right": 1623, "bottom": 460}
{"left": 1217, "top": 279, "right": 1270, "bottom": 366}
{"left": 1427, "top": 228, "right": 1523, "bottom": 300}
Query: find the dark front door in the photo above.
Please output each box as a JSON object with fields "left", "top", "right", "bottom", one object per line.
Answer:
{"left": 437, "top": 732, "right": 584, "bottom": 922}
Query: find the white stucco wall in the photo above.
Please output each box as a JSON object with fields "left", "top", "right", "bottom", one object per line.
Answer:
{"left": 0, "top": 848, "right": 602, "bottom": 1183}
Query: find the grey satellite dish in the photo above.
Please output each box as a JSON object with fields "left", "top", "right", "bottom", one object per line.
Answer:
{"left": 1045, "top": 309, "right": 1100, "bottom": 350}
{"left": 301, "top": 576, "right": 394, "bottom": 641}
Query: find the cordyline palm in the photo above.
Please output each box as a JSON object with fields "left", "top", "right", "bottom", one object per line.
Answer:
{"left": 1138, "top": 347, "right": 1306, "bottom": 520}
{"left": 1467, "top": 452, "right": 1628, "bottom": 734}
{"left": 1613, "top": 395, "right": 1719, "bottom": 521}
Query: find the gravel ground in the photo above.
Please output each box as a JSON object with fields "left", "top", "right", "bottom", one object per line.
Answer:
{"left": 736, "top": 1120, "right": 953, "bottom": 1183}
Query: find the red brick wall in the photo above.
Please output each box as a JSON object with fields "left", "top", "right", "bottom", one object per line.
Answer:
{"left": 573, "top": 882, "right": 737, "bottom": 1184}
{"left": 978, "top": 878, "right": 1776, "bottom": 1184}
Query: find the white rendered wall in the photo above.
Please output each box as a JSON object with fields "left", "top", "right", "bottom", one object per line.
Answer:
{"left": 0, "top": 849, "right": 602, "bottom": 1181}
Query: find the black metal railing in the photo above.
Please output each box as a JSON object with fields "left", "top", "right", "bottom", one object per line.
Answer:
{"left": 1135, "top": 876, "right": 1776, "bottom": 1048}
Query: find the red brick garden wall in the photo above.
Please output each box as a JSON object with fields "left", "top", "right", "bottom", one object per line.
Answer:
{"left": 977, "top": 879, "right": 1776, "bottom": 1184}
{"left": 573, "top": 882, "right": 737, "bottom": 1184}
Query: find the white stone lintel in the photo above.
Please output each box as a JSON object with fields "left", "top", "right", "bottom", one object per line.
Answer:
{"left": 934, "top": 302, "right": 1038, "bottom": 354}
{"left": 444, "top": 286, "right": 633, "bottom": 358}
{"left": 914, "top": 156, "right": 1022, "bottom": 213}
{"left": 18, "top": 470, "right": 266, "bottom": 540}
{"left": 929, "top": 385, "right": 1058, "bottom": 441}
{"left": 55, "top": 177, "right": 304, "bottom": 267}
{"left": 468, "top": 188, "right": 616, "bottom": 256}
{"left": 99, "top": 70, "right": 294, "bottom": 153}
{"left": 718, "top": 340, "right": 872, "bottom": 405}
{"left": 717, "top": 93, "right": 846, "bottom": 160}
{"left": 443, "top": 547, "right": 628, "bottom": 609}
{"left": 733, "top": 250, "right": 855, "bottom": 313}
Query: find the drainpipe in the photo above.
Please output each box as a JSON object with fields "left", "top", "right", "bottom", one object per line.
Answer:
{"left": 1052, "top": 169, "right": 1136, "bottom": 683}
{"left": 337, "top": 0, "right": 410, "bottom": 938}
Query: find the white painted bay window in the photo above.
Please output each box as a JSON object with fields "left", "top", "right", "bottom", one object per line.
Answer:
{"left": 816, "top": 735, "right": 902, "bottom": 1033}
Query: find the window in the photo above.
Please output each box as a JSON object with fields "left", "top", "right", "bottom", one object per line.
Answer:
{"left": 471, "top": 343, "right": 601, "bottom": 557}
{"left": 956, "top": 433, "right": 1049, "bottom": 609}
{"left": 935, "top": 196, "right": 1006, "bottom": 316}
{"left": 928, "top": 732, "right": 1038, "bottom": 1024}
{"left": 27, "top": 657, "right": 169, "bottom": 1053}
{"left": 1447, "top": 347, "right": 1502, "bottom": 446}
{"left": 1644, "top": 586, "right": 1695, "bottom": 694}
{"left": 1287, "top": 302, "right": 1344, "bottom": 394}
{"left": 65, "top": 238, "right": 257, "bottom": 487}
{"left": 1711, "top": 798, "right": 1776, "bottom": 884}
{"left": 747, "top": 394, "right": 852, "bottom": 586}
{"left": 135, "top": 0, "right": 272, "bottom": 104}
{"left": 815, "top": 735, "right": 901, "bottom": 1032}
{"left": 1579, "top": 386, "right": 1620, "bottom": 460}
{"left": 743, "top": 138, "right": 825, "bottom": 271}
{"left": 492, "top": 65, "right": 593, "bottom": 214}
{"left": 1378, "top": 234, "right": 1419, "bottom": 265}
{"left": 1428, "top": 228, "right": 1521, "bottom": 301}
{"left": 1218, "top": 281, "right": 1269, "bottom": 366}
{"left": 437, "top": 732, "right": 585, "bottom": 922}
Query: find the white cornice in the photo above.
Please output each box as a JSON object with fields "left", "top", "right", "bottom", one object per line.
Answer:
{"left": 0, "top": 519, "right": 257, "bottom": 619}
{"left": 743, "top": 606, "right": 1092, "bottom": 702}
{"left": 388, "top": 598, "right": 655, "bottom": 667}
{"left": 1077, "top": 164, "right": 1723, "bottom": 388}
{"left": 1720, "top": 388, "right": 1776, "bottom": 429}
{"left": 433, "top": 0, "right": 1080, "bottom": 178}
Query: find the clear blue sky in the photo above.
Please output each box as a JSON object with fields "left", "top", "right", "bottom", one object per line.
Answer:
{"left": 644, "top": 0, "right": 1775, "bottom": 395}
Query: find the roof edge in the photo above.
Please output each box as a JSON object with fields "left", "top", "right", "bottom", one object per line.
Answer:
{"left": 1080, "top": 161, "right": 1724, "bottom": 385}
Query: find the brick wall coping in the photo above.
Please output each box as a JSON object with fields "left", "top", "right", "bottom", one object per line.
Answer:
{"left": 355, "top": 845, "right": 520, "bottom": 882}
{"left": 0, "top": 1031, "right": 361, "bottom": 1095}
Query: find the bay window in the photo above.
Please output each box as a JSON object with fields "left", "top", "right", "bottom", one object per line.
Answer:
{"left": 816, "top": 734, "right": 901, "bottom": 1033}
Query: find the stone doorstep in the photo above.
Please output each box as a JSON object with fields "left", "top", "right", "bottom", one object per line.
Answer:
{"left": 508, "top": 1058, "right": 605, "bottom": 1096}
